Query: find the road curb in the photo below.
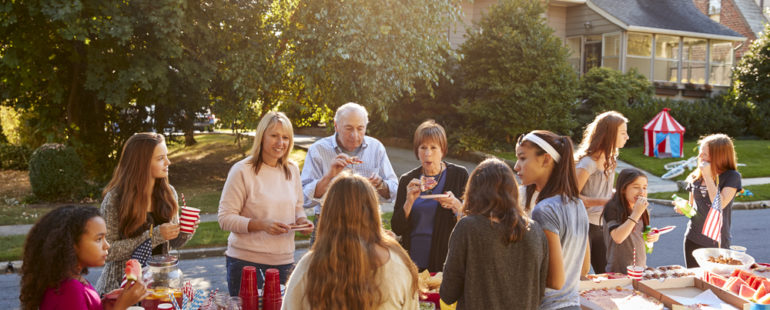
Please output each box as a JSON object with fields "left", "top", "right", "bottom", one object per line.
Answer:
{"left": 648, "top": 198, "right": 770, "bottom": 210}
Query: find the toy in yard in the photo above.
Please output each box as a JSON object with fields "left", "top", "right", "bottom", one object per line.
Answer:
{"left": 737, "top": 189, "right": 754, "bottom": 197}
{"left": 644, "top": 108, "right": 685, "bottom": 158}
{"left": 661, "top": 156, "right": 697, "bottom": 179}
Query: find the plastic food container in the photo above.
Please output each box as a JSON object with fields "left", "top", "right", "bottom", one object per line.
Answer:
{"left": 693, "top": 247, "right": 755, "bottom": 275}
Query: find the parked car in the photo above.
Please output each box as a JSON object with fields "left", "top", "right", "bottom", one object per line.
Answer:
{"left": 194, "top": 111, "right": 217, "bottom": 132}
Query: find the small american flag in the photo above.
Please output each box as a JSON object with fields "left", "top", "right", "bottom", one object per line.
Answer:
{"left": 701, "top": 188, "right": 722, "bottom": 243}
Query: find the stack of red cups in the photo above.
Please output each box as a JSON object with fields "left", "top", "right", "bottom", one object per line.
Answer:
{"left": 239, "top": 266, "right": 259, "bottom": 310}
{"left": 262, "top": 268, "right": 282, "bottom": 310}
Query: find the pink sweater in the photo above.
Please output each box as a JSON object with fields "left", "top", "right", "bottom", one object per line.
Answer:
{"left": 218, "top": 157, "right": 306, "bottom": 265}
{"left": 40, "top": 278, "right": 101, "bottom": 310}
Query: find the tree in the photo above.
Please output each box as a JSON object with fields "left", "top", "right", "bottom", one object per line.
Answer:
{"left": 454, "top": 0, "right": 579, "bottom": 150}
{"left": 731, "top": 23, "right": 770, "bottom": 138}
{"left": 278, "top": 0, "right": 462, "bottom": 120}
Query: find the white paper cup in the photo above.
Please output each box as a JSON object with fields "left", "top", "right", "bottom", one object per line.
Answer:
{"left": 180, "top": 219, "right": 196, "bottom": 233}
{"left": 627, "top": 266, "right": 644, "bottom": 280}
{"left": 180, "top": 214, "right": 199, "bottom": 222}
{"left": 181, "top": 206, "right": 200, "bottom": 216}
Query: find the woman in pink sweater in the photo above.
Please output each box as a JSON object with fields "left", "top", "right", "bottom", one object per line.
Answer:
{"left": 218, "top": 111, "right": 313, "bottom": 296}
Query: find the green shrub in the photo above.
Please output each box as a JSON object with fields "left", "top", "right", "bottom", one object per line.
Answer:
{"left": 454, "top": 0, "right": 579, "bottom": 150}
{"left": 28, "top": 143, "right": 86, "bottom": 202}
{"left": 0, "top": 143, "right": 32, "bottom": 170}
{"left": 575, "top": 67, "right": 653, "bottom": 129}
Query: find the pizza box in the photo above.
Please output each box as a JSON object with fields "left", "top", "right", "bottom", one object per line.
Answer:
{"left": 579, "top": 278, "right": 636, "bottom": 310}
{"left": 636, "top": 276, "right": 749, "bottom": 310}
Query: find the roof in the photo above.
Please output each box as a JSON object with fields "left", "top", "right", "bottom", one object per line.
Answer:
{"left": 587, "top": 0, "right": 745, "bottom": 41}
{"left": 644, "top": 108, "right": 685, "bottom": 133}
{"left": 732, "top": 0, "right": 768, "bottom": 36}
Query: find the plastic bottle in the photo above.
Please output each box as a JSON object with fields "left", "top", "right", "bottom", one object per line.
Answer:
{"left": 672, "top": 194, "right": 696, "bottom": 218}
{"left": 642, "top": 225, "right": 654, "bottom": 254}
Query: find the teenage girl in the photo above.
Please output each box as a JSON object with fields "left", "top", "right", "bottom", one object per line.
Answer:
{"left": 514, "top": 130, "right": 590, "bottom": 310}
{"left": 574, "top": 111, "right": 629, "bottom": 274}
{"left": 680, "top": 134, "right": 741, "bottom": 267}
{"left": 20, "top": 205, "right": 148, "bottom": 310}
{"left": 96, "top": 133, "right": 196, "bottom": 294}
{"left": 602, "top": 168, "right": 659, "bottom": 273}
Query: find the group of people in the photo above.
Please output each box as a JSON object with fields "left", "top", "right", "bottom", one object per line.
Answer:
{"left": 17, "top": 102, "right": 742, "bottom": 310}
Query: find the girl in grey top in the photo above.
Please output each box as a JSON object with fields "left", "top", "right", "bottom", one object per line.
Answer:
{"left": 574, "top": 111, "right": 629, "bottom": 274}
{"left": 95, "top": 133, "right": 195, "bottom": 294}
{"left": 515, "top": 130, "right": 589, "bottom": 310}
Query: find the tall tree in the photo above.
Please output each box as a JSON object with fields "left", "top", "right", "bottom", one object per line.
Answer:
{"left": 454, "top": 0, "right": 579, "bottom": 150}
{"left": 732, "top": 22, "right": 770, "bottom": 139}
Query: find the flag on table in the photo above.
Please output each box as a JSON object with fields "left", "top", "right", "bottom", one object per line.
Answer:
{"left": 701, "top": 191, "right": 722, "bottom": 243}
{"left": 121, "top": 238, "right": 152, "bottom": 288}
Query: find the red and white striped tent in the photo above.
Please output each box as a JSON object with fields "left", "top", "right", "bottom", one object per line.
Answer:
{"left": 643, "top": 108, "right": 685, "bottom": 158}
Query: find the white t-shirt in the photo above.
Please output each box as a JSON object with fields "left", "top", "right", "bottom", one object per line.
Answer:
{"left": 576, "top": 156, "right": 615, "bottom": 225}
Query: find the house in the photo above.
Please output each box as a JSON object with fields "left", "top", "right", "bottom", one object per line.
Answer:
{"left": 692, "top": 0, "right": 768, "bottom": 59}
{"left": 450, "top": 0, "right": 745, "bottom": 99}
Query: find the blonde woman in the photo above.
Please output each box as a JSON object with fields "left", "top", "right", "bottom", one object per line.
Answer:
{"left": 218, "top": 111, "right": 312, "bottom": 296}
{"left": 283, "top": 173, "right": 419, "bottom": 310}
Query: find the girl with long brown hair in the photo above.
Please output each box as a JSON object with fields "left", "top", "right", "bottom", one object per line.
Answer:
{"left": 681, "top": 134, "right": 741, "bottom": 267}
{"left": 21, "top": 205, "right": 148, "bottom": 310}
{"left": 218, "top": 111, "right": 312, "bottom": 296}
{"left": 514, "top": 130, "right": 589, "bottom": 310}
{"left": 96, "top": 133, "right": 195, "bottom": 294}
{"left": 282, "top": 173, "right": 419, "bottom": 309}
{"left": 602, "top": 168, "right": 659, "bottom": 273}
{"left": 440, "top": 158, "right": 548, "bottom": 309}
{"left": 574, "top": 111, "right": 629, "bottom": 274}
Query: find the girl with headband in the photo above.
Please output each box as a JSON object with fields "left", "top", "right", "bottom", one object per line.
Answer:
{"left": 514, "top": 130, "right": 589, "bottom": 310}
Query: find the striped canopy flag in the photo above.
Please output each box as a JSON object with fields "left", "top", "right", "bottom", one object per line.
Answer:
{"left": 701, "top": 190, "right": 722, "bottom": 243}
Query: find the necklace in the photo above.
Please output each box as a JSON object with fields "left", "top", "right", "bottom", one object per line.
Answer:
{"left": 421, "top": 163, "right": 445, "bottom": 194}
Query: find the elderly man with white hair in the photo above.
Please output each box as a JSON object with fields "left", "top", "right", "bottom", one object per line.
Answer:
{"left": 301, "top": 102, "right": 398, "bottom": 241}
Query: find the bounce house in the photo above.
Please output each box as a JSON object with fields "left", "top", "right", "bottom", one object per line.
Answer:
{"left": 643, "top": 108, "right": 685, "bottom": 158}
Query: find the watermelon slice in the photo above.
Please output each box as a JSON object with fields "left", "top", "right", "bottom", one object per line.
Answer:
{"left": 125, "top": 259, "right": 141, "bottom": 282}
{"left": 758, "top": 293, "right": 770, "bottom": 305}
{"left": 740, "top": 284, "right": 756, "bottom": 299}
{"left": 704, "top": 271, "right": 713, "bottom": 283}
{"left": 756, "top": 284, "right": 768, "bottom": 302}
{"left": 736, "top": 269, "right": 754, "bottom": 282}
{"left": 710, "top": 273, "right": 728, "bottom": 288}
{"left": 727, "top": 277, "right": 748, "bottom": 295}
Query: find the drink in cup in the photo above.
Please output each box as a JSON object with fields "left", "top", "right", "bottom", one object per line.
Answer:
{"left": 626, "top": 266, "right": 644, "bottom": 280}
{"left": 180, "top": 206, "right": 200, "bottom": 233}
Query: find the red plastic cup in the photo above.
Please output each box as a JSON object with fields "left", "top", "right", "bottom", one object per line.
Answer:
{"left": 240, "top": 266, "right": 258, "bottom": 310}
{"left": 262, "top": 268, "right": 282, "bottom": 310}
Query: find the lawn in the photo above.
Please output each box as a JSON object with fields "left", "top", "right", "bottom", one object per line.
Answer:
{"left": 618, "top": 140, "right": 770, "bottom": 181}
{"left": 495, "top": 140, "right": 770, "bottom": 182}
{"left": 648, "top": 183, "right": 770, "bottom": 202}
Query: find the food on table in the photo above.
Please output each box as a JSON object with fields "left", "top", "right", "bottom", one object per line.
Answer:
{"left": 703, "top": 269, "right": 770, "bottom": 302}
{"left": 418, "top": 270, "right": 442, "bottom": 293}
{"left": 739, "top": 284, "right": 756, "bottom": 299}
{"left": 125, "top": 259, "right": 142, "bottom": 282}
{"left": 349, "top": 157, "right": 364, "bottom": 164}
{"left": 580, "top": 287, "right": 663, "bottom": 310}
{"left": 420, "top": 176, "right": 438, "bottom": 192}
{"left": 586, "top": 273, "right": 628, "bottom": 282}
{"left": 707, "top": 255, "right": 743, "bottom": 265}
{"left": 641, "top": 265, "right": 695, "bottom": 280}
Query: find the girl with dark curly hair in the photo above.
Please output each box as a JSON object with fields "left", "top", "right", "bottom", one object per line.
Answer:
{"left": 20, "top": 205, "right": 148, "bottom": 310}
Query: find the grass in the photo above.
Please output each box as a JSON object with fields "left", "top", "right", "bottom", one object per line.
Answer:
{"left": 618, "top": 140, "right": 770, "bottom": 181}
{"left": 647, "top": 183, "right": 770, "bottom": 202}
{"left": 0, "top": 204, "right": 55, "bottom": 225}
{"left": 0, "top": 235, "right": 25, "bottom": 261}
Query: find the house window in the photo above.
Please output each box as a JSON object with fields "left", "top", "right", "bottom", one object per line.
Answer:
{"left": 566, "top": 37, "right": 582, "bottom": 74}
{"left": 710, "top": 40, "right": 733, "bottom": 86}
{"left": 654, "top": 35, "right": 680, "bottom": 82}
{"left": 603, "top": 33, "right": 621, "bottom": 70}
{"left": 626, "top": 32, "right": 652, "bottom": 79}
{"left": 682, "top": 38, "right": 707, "bottom": 84}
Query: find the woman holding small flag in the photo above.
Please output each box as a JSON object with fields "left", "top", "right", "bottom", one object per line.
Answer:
{"left": 680, "top": 134, "right": 741, "bottom": 268}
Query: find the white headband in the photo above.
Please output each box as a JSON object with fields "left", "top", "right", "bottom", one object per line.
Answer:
{"left": 523, "top": 133, "right": 561, "bottom": 163}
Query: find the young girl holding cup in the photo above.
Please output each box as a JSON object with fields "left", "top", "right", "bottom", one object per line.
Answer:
{"left": 96, "top": 133, "right": 197, "bottom": 294}
{"left": 681, "top": 134, "right": 741, "bottom": 267}
{"left": 602, "top": 168, "right": 659, "bottom": 274}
